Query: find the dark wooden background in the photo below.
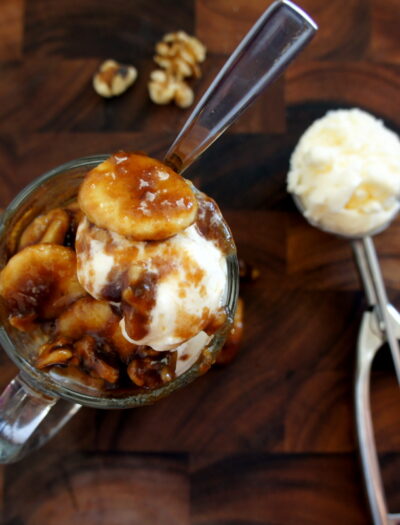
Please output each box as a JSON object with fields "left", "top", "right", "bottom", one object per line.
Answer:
{"left": 1, "top": 0, "right": 400, "bottom": 523}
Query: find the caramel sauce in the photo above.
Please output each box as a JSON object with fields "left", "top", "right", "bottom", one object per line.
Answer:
{"left": 64, "top": 204, "right": 84, "bottom": 249}
{"left": 127, "top": 347, "right": 177, "bottom": 389}
{"left": 109, "top": 152, "right": 196, "bottom": 223}
{"left": 204, "top": 306, "right": 228, "bottom": 336}
{"left": 174, "top": 306, "right": 211, "bottom": 341}
{"left": 0, "top": 244, "right": 84, "bottom": 321}
{"left": 122, "top": 272, "right": 158, "bottom": 341}
{"left": 6, "top": 271, "right": 53, "bottom": 318}
{"left": 78, "top": 152, "right": 198, "bottom": 240}
{"left": 195, "top": 191, "right": 234, "bottom": 254}
{"left": 100, "top": 267, "right": 127, "bottom": 303}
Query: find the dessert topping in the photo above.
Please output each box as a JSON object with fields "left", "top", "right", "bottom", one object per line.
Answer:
{"left": 78, "top": 152, "right": 198, "bottom": 240}
{"left": 0, "top": 244, "right": 85, "bottom": 328}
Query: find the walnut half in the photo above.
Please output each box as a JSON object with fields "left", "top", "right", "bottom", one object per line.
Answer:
{"left": 93, "top": 59, "right": 138, "bottom": 98}
{"left": 149, "top": 31, "right": 206, "bottom": 109}
{"left": 148, "top": 70, "right": 194, "bottom": 109}
{"left": 154, "top": 31, "right": 206, "bottom": 80}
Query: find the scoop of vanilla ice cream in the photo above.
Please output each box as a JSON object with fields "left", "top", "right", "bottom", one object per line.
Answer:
{"left": 76, "top": 217, "right": 227, "bottom": 353}
{"left": 287, "top": 108, "right": 400, "bottom": 236}
{"left": 119, "top": 224, "right": 227, "bottom": 351}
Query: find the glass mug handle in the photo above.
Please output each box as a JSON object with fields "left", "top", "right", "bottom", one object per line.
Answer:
{"left": 0, "top": 372, "right": 81, "bottom": 463}
{"left": 0, "top": 204, "right": 79, "bottom": 463}
{"left": 0, "top": 202, "right": 79, "bottom": 463}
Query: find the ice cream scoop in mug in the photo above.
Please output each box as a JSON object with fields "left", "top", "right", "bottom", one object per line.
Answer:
{"left": 0, "top": 0, "right": 317, "bottom": 463}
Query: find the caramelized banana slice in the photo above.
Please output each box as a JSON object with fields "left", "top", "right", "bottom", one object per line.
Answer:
{"left": 57, "top": 296, "right": 137, "bottom": 361}
{"left": 57, "top": 297, "right": 118, "bottom": 338}
{"left": 0, "top": 244, "right": 85, "bottom": 326}
{"left": 18, "top": 208, "right": 70, "bottom": 250}
{"left": 78, "top": 151, "right": 198, "bottom": 240}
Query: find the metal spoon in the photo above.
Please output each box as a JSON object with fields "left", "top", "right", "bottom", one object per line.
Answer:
{"left": 164, "top": 0, "right": 317, "bottom": 174}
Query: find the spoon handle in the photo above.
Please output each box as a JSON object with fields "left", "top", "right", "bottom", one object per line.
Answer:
{"left": 164, "top": 0, "right": 317, "bottom": 174}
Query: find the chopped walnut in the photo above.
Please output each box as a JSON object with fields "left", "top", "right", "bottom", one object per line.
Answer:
{"left": 148, "top": 70, "right": 194, "bottom": 109}
{"left": 75, "top": 335, "right": 119, "bottom": 384}
{"left": 149, "top": 31, "right": 206, "bottom": 108}
{"left": 154, "top": 31, "right": 206, "bottom": 80}
{"left": 148, "top": 70, "right": 177, "bottom": 105}
{"left": 36, "top": 336, "right": 74, "bottom": 369}
{"left": 174, "top": 80, "right": 194, "bottom": 108}
{"left": 93, "top": 59, "right": 138, "bottom": 98}
{"left": 127, "top": 347, "right": 176, "bottom": 389}
{"left": 36, "top": 334, "right": 119, "bottom": 384}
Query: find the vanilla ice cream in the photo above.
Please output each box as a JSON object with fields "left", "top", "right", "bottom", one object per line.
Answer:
{"left": 77, "top": 216, "right": 227, "bottom": 354}
{"left": 287, "top": 108, "right": 400, "bottom": 236}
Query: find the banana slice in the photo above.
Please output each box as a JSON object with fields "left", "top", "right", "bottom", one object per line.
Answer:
{"left": 78, "top": 151, "right": 198, "bottom": 240}
{"left": 57, "top": 296, "right": 118, "bottom": 338}
{"left": 57, "top": 296, "right": 137, "bottom": 361}
{"left": 18, "top": 208, "right": 70, "bottom": 250}
{"left": 0, "top": 244, "right": 85, "bottom": 327}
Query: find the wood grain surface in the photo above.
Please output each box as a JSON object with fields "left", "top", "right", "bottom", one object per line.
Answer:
{"left": 1, "top": 0, "right": 400, "bottom": 524}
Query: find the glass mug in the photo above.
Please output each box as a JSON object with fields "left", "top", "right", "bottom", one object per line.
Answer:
{"left": 0, "top": 155, "right": 239, "bottom": 463}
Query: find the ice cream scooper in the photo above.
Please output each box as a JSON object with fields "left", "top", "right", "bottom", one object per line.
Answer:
{"left": 293, "top": 194, "right": 400, "bottom": 525}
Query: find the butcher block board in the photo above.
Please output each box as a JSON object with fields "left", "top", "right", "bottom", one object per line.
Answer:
{"left": 1, "top": 0, "right": 400, "bottom": 523}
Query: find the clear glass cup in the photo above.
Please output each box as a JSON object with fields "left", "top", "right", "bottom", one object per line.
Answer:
{"left": 0, "top": 155, "right": 239, "bottom": 463}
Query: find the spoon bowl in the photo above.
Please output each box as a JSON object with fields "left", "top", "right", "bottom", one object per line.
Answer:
{"left": 292, "top": 193, "right": 397, "bottom": 240}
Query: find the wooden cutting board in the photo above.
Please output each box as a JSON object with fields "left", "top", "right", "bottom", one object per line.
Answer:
{"left": 1, "top": 0, "right": 400, "bottom": 523}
